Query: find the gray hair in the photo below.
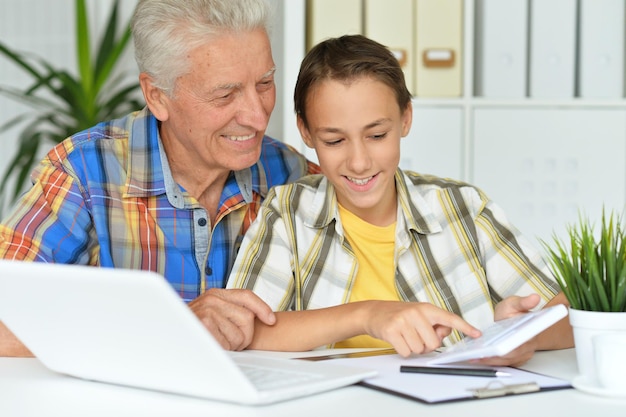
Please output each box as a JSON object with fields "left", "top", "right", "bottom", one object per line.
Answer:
{"left": 131, "top": 0, "right": 272, "bottom": 95}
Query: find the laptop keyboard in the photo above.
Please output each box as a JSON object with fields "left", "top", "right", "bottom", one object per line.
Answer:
{"left": 239, "top": 364, "right": 324, "bottom": 390}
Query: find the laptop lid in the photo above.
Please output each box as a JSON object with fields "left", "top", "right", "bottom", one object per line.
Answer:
{"left": 0, "top": 260, "right": 375, "bottom": 404}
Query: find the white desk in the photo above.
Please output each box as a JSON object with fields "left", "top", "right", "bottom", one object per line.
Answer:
{"left": 0, "top": 349, "right": 624, "bottom": 417}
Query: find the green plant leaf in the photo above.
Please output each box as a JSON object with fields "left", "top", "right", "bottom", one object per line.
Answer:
{"left": 0, "top": 43, "right": 46, "bottom": 82}
{"left": 0, "top": 0, "right": 141, "bottom": 214}
{"left": 95, "top": 0, "right": 120, "bottom": 72}
{"left": 75, "top": 0, "right": 93, "bottom": 103}
{"left": 543, "top": 209, "right": 626, "bottom": 312}
{"left": 94, "top": 0, "right": 132, "bottom": 95}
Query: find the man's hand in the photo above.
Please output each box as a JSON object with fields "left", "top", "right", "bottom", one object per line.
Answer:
{"left": 0, "top": 321, "right": 33, "bottom": 357}
{"left": 188, "top": 288, "right": 275, "bottom": 351}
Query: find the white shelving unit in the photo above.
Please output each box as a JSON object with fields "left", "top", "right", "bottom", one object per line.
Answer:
{"left": 268, "top": 0, "right": 626, "bottom": 246}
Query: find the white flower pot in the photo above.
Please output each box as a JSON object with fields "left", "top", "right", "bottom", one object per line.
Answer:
{"left": 568, "top": 308, "right": 626, "bottom": 382}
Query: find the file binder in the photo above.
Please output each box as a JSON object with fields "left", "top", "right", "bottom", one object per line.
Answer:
{"left": 578, "top": 0, "right": 626, "bottom": 98}
{"left": 414, "top": 0, "right": 463, "bottom": 97}
{"left": 529, "top": 0, "right": 577, "bottom": 98}
{"left": 306, "top": 0, "right": 363, "bottom": 51}
{"left": 364, "top": 0, "right": 415, "bottom": 94}
{"left": 474, "top": 0, "right": 528, "bottom": 97}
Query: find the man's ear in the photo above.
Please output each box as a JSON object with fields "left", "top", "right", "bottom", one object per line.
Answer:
{"left": 297, "top": 115, "right": 314, "bottom": 149}
{"left": 139, "top": 73, "right": 169, "bottom": 121}
{"left": 401, "top": 101, "right": 413, "bottom": 137}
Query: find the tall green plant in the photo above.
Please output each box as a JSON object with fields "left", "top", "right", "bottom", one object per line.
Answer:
{"left": 542, "top": 210, "right": 626, "bottom": 312}
{"left": 0, "top": 0, "right": 143, "bottom": 213}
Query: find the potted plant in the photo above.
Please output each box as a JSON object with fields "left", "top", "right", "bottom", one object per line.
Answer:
{"left": 542, "top": 209, "right": 626, "bottom": 382}
{"left": 0, "top": 0, "right": 143, "bottom": 215}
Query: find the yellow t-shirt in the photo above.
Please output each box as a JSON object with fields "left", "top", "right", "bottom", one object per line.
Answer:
{"left": 334, "top": 204, "right": 399, "bottom": 349}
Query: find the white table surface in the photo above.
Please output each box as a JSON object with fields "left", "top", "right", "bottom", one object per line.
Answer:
{"left": 0, "top": 348, "right": 624, "bottom": 417}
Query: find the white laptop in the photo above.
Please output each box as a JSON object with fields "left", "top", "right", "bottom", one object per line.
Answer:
{"left": 0, "top": 260, "right": 376, "bottom": 405}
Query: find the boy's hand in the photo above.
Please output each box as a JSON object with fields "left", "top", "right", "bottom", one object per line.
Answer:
{"left": 473, "top": 293, "right": 542, "bottom": 367}
{"left": 363, "top": 301, "right": 481, "bottom": 357}
{"left": 494, "top": 293, "right": 540, "bottom": 321}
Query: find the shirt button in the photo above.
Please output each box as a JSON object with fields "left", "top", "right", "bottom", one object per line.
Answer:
{"left": 197, "top": 218, "right": 207, "bottom": 227}
{"left": 205, "top": 266, "right": 213, "bottom": 275}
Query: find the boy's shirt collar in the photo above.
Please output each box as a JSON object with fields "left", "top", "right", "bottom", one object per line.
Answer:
{"left": 305, "top": 169, "right": 443, "bottom": 234}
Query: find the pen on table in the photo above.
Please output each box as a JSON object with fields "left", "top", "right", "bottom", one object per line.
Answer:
{"left": 399, "top": 365, "right": 511, "bottom": 378}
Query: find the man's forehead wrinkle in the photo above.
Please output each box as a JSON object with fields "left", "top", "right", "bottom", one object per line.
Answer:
{"left": 207, "top": 67, "right": 276, "bottom": 94}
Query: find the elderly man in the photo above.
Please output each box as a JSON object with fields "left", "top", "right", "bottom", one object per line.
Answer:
{"left": 0, "top": 0, "right": 318, "bottom": 356}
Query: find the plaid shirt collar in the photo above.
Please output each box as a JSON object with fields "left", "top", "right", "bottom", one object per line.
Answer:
{"left": 122, "top": 107, "right": 266, "bottom": 208}
{"left": 305, "top": 169, "right": 443, "bottom": 235}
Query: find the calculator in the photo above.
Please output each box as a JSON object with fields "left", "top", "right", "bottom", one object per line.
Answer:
{"left": 428, "top": 304, "right": 568, "bottom": 365}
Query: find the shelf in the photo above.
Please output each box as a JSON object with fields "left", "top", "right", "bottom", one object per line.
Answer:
{"left": 270, "top": 0, "right": 626, "bottom": 246}
{"left": 411, "top": 98, "right": 626, "bottom": 109}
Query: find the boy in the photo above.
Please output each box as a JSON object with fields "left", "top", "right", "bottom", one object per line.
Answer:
{"left": 227, "top": 35, "right": 572, "bottom": 365}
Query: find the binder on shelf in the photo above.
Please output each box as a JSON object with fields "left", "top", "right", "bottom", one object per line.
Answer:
{"left": 529, "top": 0, "right": 577, "bottom": 99}
{"left": 414, "top": 0, "right": 463, "bottom": 97}
{"left": 578, "top": 0, "right": 626, "bottom": 98}
{"left": 306, "top": 0, "right": 363, "bottom": 51}
{"left": 364, "top": 0, "right": 415, "bottom": 95}
{"left": 474, "top": 0, "right": 528, "bottom": 98}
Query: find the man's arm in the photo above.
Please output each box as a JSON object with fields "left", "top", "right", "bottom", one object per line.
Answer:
{"left": 0, "top": 321, "right": 33, "bottom": 357}
{"left": 188, "top": 288, "right": 276, "bottom": 351}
